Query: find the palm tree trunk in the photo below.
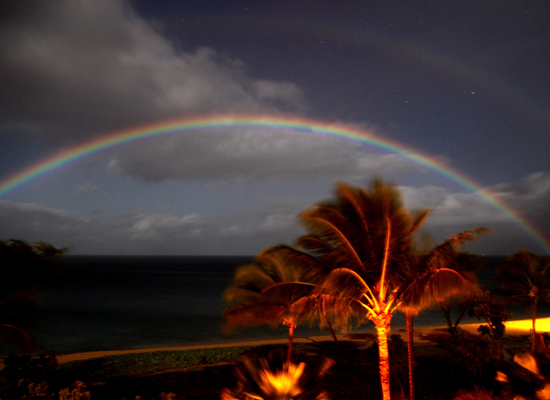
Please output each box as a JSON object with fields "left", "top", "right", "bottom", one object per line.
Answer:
{"left": 440, "top": 300, "right": 455, "bottom": 336}
{"left": 532, "top": 298, "right": 538, "bottom": 354}
{"left": 326, "top": 318, "right": 340, "bottom": 347}
{"left": 287, "top": 323, "right": 294, "bottom": 363}
{"left": 406, "top": 311, "right": 415, "bottom": 400}
{"left": 375, "top": 322, "right": 392, "bottom": 400}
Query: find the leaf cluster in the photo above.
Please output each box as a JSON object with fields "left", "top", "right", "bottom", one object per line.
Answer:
{"left": 460, "top": 290, "right": 511, "bottom": 342}
{"left": 0, "top": 239, "right": 68, "bottom": 295}
{"left": 494, "top": 249, "right": 550, "bottom": 306}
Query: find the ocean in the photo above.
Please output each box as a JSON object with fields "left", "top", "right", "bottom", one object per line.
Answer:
{"left": 7, "top": 255, "right": 549, "bottom": 356}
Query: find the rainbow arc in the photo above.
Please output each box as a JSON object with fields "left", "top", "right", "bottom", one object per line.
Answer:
{"left": 0, "top": 114, "right": 548, "bottom": 252}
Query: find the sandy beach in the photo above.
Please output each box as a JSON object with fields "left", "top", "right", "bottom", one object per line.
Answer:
{"left": 53, "top": 317, "right": 550, "bottom": 364}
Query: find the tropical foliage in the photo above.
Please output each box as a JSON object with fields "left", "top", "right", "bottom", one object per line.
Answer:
{"left": 438, "top": 254, "right": 488, "bottom": 337}
{"left": 223, "top": 178, "right": 488, "bottom": 400}
{"left": 495, "top": 249, "right": 550, "bottom": 352}
{"left": 398, "top": 237, "right": 486, "bottom": 400}
{"left": 289, "top": 179, "right": 485, "bottom": 400}
{"left": 223, "top": 245, "right": 323, "bottom": 362}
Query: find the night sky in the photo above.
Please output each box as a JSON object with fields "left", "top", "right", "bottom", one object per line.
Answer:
{"left": 1, "top": 0, "right": 549, "bottom": 255}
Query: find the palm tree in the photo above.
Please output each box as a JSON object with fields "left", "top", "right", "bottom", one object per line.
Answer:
{"left": 223, "top": 245, "right": 329, "bottom": 362}
{"left": 291, "top": 179, "right": 487, "bottom": 400}
{"left": 399, "top": 231, "right": 487, "bottom": 400}
{"left": 495, "top": 249, "right": 550, "bottom": 353}
{"left": 290, "top": 179, "right": 429, "bottom": 400}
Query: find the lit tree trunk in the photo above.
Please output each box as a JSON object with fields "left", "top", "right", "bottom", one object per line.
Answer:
{"left": 325, "top": 318, "right": 340, "bottom": 347}
{"left": 322, "top": 301, "right": 339, "bottom": 347}
{"left": 532, "top": 297, "right": 538, "bottom": 354}
{"left": 406, "top": 311, "right": 415, "bottom": 400}
{"left": 440, "top": 300, "right": 454, "bottom": 335}
{"left": 285, "top": 319, "right": 296, "bottom": 363}
{"left": 373, "top": 315, "right": 392, "bottom": 400}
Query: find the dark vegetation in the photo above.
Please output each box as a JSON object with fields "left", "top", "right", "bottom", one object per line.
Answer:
{"left": 0, "top": 333, "right": 538, "bottom": 399}
{"left": 0, "top": 239, "right": 68, "bottom": 354}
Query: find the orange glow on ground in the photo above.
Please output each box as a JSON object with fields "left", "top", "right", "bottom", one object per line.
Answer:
{"left": 504, "top": 317, "right": 550, "bottom": 334}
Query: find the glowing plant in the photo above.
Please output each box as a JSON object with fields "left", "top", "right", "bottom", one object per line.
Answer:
{"left": 221, "top": 350, "right": 333, "bottom": 400}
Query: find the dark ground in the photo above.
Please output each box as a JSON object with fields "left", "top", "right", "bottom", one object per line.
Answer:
{"left": 0, "top": 334, "right": 536, "bottom": 400}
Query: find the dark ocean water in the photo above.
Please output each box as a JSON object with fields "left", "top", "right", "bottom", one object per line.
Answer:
{"left": 7, "top": 255, "right": 550, "bottom": 356}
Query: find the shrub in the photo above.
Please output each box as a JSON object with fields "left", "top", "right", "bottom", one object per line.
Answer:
{"left": 452, "top": 386, "right": 498, "bottom": 400}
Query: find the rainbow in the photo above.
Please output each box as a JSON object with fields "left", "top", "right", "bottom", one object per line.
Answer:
{"left": 1, "top": 113, "right": 549, "bottom": 252}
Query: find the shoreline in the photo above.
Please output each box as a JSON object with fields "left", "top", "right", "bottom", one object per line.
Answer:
{"left": 53, "top": 317, "right": 550, "bottom": 364}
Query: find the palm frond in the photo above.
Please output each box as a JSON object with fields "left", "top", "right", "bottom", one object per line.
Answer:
{"left": 261, "top": 282, "right": 316, "bottom": 303}
{"left": 288, "top": 293, "right": 366, "bottom": 331}
{"left": 401, "top": 268, "right": 479, "bottom": 314}
{"left": 416, "top": 228, "right": 490, "bottom": 274}
{"left": 409, "top": 208, "right": 432, "bottom": 235}
{"left": 313, "top": 268, "right": 370, "bottom": 300}
{"left": 222, "top": 303, "right": 286, "bottom": 333}
{"left": 299, "top": 208, "right": 363, "bottom": 269}
{"left": 495, "top": 249, "right": 550, "bottom": 299}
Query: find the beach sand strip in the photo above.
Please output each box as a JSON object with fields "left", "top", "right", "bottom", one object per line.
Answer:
{"left": 53, "top": 317, "right": 550, "bottom": 364}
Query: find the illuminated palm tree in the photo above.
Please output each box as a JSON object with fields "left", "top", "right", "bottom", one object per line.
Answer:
{"left": 290, "top": 179, "right": 429, "bottom": 400}
{"left": 495, "top": 249, "right": 550, "bottom": 353}
{"left": 292, "top": 179, "right": 487, "bottom": 400}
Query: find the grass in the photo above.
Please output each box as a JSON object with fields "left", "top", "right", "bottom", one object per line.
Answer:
{"left": 59, "top": 346, "right": 257, "bottom": 379}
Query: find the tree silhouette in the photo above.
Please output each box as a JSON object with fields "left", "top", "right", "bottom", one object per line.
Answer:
{"left": 438, "top": 253, "right": 488, "bottom": 338}
{"left": 495, "top": 249, "right": 550, "bottom": 353}
{"left": 399, "top": 232, "right": 486, "bottom": 400}
{"left": 0, "top": 239, "right": 68, "bottom": 353}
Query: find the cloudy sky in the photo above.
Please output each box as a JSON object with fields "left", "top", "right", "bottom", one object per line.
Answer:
{"left": 1, "top": 0, "right": 549, "bottom": 255}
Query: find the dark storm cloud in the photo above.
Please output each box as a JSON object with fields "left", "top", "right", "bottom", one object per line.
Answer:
{"left": 0, "top": 0, "right": 305, "bottom": 143}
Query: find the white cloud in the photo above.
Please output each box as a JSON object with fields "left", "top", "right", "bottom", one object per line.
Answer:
{"left": 398, "top": 173, "right": 550, "bottom": 253}
{"left": 0, "top": 199, "right": 300, "bottom": 255}
{"left": 128, "top": 213, "right": 201, "bottom": 240}
{"left": 0, "top": 200, "right": 91, "bottom": 249}
{"left": 107, "top": 126, "right": 428, "bottom": 184}
{"left": 259, "top": 214, "right": 295, "bottom": 232}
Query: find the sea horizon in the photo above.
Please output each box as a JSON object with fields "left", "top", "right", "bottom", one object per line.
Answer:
{"left": 3, "top": 254, "right": 546, "bottom": 357}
